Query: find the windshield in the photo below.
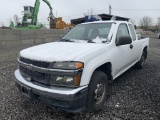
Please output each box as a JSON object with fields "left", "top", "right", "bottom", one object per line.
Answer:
{"left": 62, "top": 23, "right": 112, "bottom": 43}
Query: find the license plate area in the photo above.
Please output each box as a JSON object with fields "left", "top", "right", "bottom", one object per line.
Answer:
{"left": 20, "top": 85, "right": 31, "bottom": 98}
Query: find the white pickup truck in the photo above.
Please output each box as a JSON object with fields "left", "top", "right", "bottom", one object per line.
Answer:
{"left": 15, "top": 21, "right": 149, "bottom": 113}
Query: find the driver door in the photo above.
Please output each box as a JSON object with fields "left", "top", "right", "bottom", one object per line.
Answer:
{"left": 114, "top": 23, "right": 133, "bottom": 76}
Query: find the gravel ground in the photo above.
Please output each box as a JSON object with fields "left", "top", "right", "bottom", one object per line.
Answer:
{"left": 0, "top": 34, "right": 160, "bottom": 120}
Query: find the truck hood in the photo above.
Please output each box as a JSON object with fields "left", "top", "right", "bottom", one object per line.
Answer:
{"left": 20, "top": 42, "right": 104, "bottom": 62}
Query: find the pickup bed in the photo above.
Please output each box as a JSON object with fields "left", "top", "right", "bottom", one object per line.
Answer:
{"left": 15, "top": 21, "right": 149, "bottom": 113}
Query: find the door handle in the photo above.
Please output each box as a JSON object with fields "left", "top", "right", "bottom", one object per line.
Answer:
{"left": 130, "top": 44, "right": 133, "bottom": 49}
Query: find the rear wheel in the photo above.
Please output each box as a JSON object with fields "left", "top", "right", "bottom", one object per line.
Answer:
{"left": 135, "top": 51, "right": 146, "bottom": 69}
{"left": 86, "top": 71, "right": 108, "bottom": 112}
{"left": 159, "top": 35, "right": 160, "bottom": 39}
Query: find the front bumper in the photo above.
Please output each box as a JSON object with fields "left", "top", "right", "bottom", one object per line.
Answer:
{"left": 14, "top": 70, "right": 88, "bottom": 112}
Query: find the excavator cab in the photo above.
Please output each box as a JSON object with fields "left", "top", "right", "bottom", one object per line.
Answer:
{"left": 23, "top": 6, "right": 34, "bottom": 17}
{"left": 21, "top": 6, "right": 34, "bottom": 26}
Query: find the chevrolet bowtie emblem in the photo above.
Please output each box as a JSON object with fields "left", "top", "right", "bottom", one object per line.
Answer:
{"left": 26, "top": 64, "right": 33, "bottom": 70}
{"left": 27, "top": 77, "right": 31, "bottom": 81}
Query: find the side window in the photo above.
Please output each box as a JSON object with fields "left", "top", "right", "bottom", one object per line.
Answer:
{"left": 129, "top": 24, "right": 136, "bottom": 41}
{"left": 117, "top": 24, "right": 130, "bottom": 39}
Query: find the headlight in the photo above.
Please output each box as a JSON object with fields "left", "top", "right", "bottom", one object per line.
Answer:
{"left": 53, "top": 62, "right": 84, "bottom": 70}
{"left": 50, "top": 74, "right": 81, "bottom": 87}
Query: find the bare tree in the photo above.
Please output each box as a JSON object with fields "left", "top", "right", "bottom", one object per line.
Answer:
{"left": 14, "top": 15, "right": 19, "bottom": 26}
{"left": 1, "top": 22, "right": 4, "bottom": 27}
{"left": 157, "top": 17, "right": 160, "bottom": 25}
{"left": 6, "top": 17, "right": 13, "bottom": 28}
{"left": 157, "top": 17, "right": 160, "bottom": 31}
{"left": 139, "top": 16, "right": 153, "bottom": 31}
{"left": 130, "top": 19, "right": 137, "bottom": 29}
{"left": 130, "top": 19, "right": 135, "bottom": 25}
{"left": 8, "top": 17, "right": 12, "bottom": 23}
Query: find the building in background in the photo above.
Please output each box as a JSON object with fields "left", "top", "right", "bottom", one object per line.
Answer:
{"left": 71, "top": 14, "right": 129, "bottom": 25}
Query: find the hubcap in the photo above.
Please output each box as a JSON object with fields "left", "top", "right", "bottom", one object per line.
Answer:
{"left": 94, "top": 81, "right": 105, "bottom": 104}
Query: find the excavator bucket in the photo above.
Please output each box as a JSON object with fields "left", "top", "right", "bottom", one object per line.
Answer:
{"left": 50, "top": 18, "right": 56, "bottom": 29}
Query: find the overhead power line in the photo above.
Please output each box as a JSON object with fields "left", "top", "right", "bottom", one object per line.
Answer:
{"left": 113, "top": 8, "right": 160, "bottom": 11}
{"left": 51, "top": 8, "right": 160, "bottom": 19}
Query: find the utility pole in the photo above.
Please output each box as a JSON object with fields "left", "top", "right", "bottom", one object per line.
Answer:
{"left": 109, "top": 5, "right": 112, "bottom": 15}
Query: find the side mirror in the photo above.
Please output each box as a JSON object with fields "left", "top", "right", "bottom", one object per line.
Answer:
{"left": 116, "top": 36, "right": 132, "bottom": 46}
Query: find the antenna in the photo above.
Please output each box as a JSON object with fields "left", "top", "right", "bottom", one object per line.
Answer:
{"left": 109, "top": 5, "right": 112, "bottom": 15}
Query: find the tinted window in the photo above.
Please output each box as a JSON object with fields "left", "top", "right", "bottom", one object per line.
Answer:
{"left": 88, "top": 27, "right": 110, "bottom": 39}
{"left": 129, "top": 24, "right": 136, "bottom": 41}
{"left": 99, "top": 27, "right": 110, "bottom": 38}
{"left": 63, "top": 23, "right": 112, "bottom": 41}
{"left": 117, "top": 24, "right": 130, "bottom": 39}
{"left": 24, "top": 7, "right": 28, "bottom": 11}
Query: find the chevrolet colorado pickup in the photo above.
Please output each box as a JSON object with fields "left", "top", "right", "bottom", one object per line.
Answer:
{"left": 15, "top": 21, "right": 149, "bottom": 113}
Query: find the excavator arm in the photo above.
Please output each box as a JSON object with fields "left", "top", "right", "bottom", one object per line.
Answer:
{"left": 42, "top": 0, "right": 52, "bottom": 10}
{"left": 42, "top": 0, "right": 56, "bottom": 29}
{"left": 42, "top": 0, "right": 56, "bottom": 20}
{"left": 32, "top": 0, "right": 55, "bottom": 25}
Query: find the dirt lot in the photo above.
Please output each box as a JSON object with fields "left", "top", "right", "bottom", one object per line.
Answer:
{"left": 0, "top": 34, "right": 160, "bottom": 120}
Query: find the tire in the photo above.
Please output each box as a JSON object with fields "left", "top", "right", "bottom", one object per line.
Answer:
{"left": 135, "top": 51, "right": 146, "bottom": 69}
{"left": 159, "top": 35, "right": 160, "bottom": 39}
{"left": 86, "top": 71, "right": 108, "bottom": 112}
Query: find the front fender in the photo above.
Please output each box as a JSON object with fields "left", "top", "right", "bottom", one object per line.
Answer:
{"left": 79, "top": 50, "right": 115, "bottom": 86}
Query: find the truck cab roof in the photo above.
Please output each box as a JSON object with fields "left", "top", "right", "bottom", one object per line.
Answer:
{"left": 81, "top": 20, "right": 132, "bottom": 25}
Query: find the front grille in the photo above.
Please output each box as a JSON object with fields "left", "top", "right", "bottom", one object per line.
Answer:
{"left": 19, "top": 66, "right": 47, "bottom": 84}
{"left": 20, "top": 57, "right": 50, "bottom": 68}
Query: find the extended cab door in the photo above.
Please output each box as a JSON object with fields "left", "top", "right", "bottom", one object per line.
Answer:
{"left": 128, "top": 24, "right": 142, "bottom": 62}
{"left": 114, "top": 23, "right": 133, "bottom": 76}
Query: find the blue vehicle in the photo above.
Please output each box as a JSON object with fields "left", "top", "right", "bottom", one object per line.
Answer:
{"left": 85, "top": 15, "right": 102, "bottom": 22}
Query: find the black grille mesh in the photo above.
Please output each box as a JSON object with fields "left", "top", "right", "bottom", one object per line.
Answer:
{"left": 20, "top": 57, "right": 50, "bottom": 68}
{"left": 19, "top": 66, "right": 46, "bottom": 82}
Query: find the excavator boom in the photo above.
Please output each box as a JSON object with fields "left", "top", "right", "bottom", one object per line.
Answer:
{"left": 32, "top": 0, "right": 40, "bottom": 25}
{"left": 42, "top": 0, "right": 52, "bottom": 10}
{"left": 31, "top": 0, "right": 55, "bottom": 25}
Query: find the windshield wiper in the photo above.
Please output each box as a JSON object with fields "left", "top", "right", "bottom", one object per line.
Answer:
{"left": 59, "top": 39, "right": 74, "bottom": 42}
{"left": 88, "top": 40, "right": 95, "bottom": 43}
{"left": 82, "top": 39, "right": 95, "bottom": 43}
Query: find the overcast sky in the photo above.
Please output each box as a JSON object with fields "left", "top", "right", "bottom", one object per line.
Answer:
{"left": 0, "top": 0, "right": 160, "bottom": 26}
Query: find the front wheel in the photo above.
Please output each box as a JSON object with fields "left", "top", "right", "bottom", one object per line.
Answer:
{"left": 86, "top": 71, "right": 108, "bottom": 112}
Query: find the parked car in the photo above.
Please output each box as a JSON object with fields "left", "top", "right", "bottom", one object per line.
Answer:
{"left": 15, "top": 20, "right": 149, "bottom": 113}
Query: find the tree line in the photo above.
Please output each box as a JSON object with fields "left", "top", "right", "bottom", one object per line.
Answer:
{"left": 136, "top": 16, "right": 160, "bottom": 31}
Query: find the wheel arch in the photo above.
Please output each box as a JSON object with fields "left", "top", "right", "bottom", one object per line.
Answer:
{"left": 91, "top": 62, "right": 113, "bottom": 84}
{"left": 143, "top": 46, "right": 148, "bottom": 59}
